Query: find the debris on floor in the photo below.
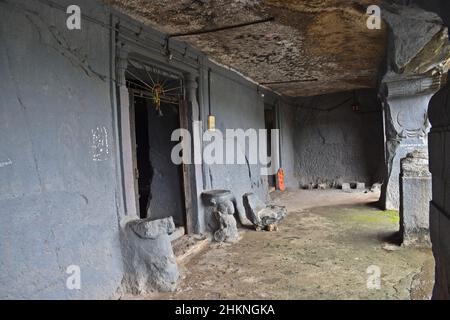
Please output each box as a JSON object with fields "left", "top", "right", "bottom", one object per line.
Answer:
{"left": 144, "top": 190, "right": 434, "bottom": 300}
{"left": 243, "top": 193, "right": 288, "bottom": 231}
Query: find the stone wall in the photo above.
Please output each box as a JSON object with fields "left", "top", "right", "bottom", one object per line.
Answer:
{"left": 0, "top": 0, "right": 124, "bottom": 299}
{"left": 0, "top": 0, "right": 293, "bottom": 299}
{"left": 203, "top": 64, "right": 270, "bottom": 227}
{"left": 293, "top": 89, "right": 385, "bottom": 188}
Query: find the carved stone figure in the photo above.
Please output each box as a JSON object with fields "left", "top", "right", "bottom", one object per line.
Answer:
{"left": 213, "top": 200, "right": 239, "bottom": 243}
{"left": 202, "top": 190, "right": 239, "bottom": 243}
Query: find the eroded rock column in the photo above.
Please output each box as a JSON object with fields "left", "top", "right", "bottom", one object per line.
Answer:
{"left": 379, "top": 4, "right": 450, "bottom": 210}
{"left": 379, "top": 76, "right": 435, "bottom": 210}
{"left": 399, "top": 150, "right": 432, "bottom": 247}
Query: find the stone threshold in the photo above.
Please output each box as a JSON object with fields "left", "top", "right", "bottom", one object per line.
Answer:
{"left": 172, "top": 234, "right": 210, "bottom": 264}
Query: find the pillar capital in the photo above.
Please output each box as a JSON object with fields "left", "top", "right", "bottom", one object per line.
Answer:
{"left": 184, "top": 73, "right": 198, "bottom": 104}
{"left": 116, "top": 44, "right": 130, "bottom": 86}
{"left": 380, "top": 74, "right": 444, "bottom": 100}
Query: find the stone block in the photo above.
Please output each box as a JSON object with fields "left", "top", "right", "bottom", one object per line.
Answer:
{"left": 341, "top": 183, "right": 351, "bottom": 192}
{"left": 243, "top": 193, "right": 287, "bottom": 230}
{"left": 317, "top": 183, "right": 327, "bottom": 190}
{"left": 370, "top": 183, "right": 382, "bottom": 192}
{"left": 356, "top": 182, "right": 366, "bottom": 190}
{"left": 399, "top": 150, "right": 432, "bottom": 247}
{"left": 243, "top": 192, "right": 266, "bottom": 215}
{"left": 129, "top": 217, "right": 176, "bottom": 239}
{"left": 121, "top": 217, "right": 180, "bottom": 294}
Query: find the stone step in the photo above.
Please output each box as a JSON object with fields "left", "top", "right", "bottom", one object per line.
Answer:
{"left": 172, "top": 235, "right": 210, "bottom": 264}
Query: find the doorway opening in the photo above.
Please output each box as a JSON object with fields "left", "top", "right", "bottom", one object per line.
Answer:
{"left": 264, "top": 103, "right": 277, "bottom": 189}
{"left": 125, "top": 62, "right": 187, "bottom": 229}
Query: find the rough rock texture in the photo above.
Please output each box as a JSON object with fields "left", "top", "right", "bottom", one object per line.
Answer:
{"left": 121, "top": 217, "right": 180, "bottom": 294}
{"left": 379, "top": 91, "right": 432, "bottom": 210}
{"left": 129, "top": 216, "right": 176, "bottom": 239}
{"left": 382, "top": 4, "right": 450, "bottom": 74}
{"left": 243, "top": 193, "right": 287, "bottom": 229}
{"left": 202, "top": 190, "right": 240, "bottom": 242}
{"left": 342, "top": 183, "right": 352, "bottom": 193}
{"left": 294, "top": 89, "right": 385, "bottom": 188}
{"left": 399, "top": 150, "right": 432, "bottom": 247}
{"left": 0, "top": 0, "right": 127, "bottom": 299}
{"left": 108, "top": 0, "right": 387, "bottom": 97}
{"left": 213, "top": 200, "right": 239, "bottom": 242}
{"left": 379, "top": 4, "right": 450, "bottom": 210}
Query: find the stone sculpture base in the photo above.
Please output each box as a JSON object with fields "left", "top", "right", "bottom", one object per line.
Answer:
{"left": 400, "top": 150, "right": 432, "bottom": 247}
{"left": 121, "top": 216, "right": 180, "bottom": 294}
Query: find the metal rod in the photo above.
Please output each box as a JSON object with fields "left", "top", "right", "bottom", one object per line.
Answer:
{"left": 168, "top": 17, "right": 275, "bottom": 38}
{"left": 261, "top": 78, "right": 318, "bottom": 85}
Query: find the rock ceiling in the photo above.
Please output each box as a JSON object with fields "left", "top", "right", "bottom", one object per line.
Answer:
{"left": 109, "top": 0, "right": 388, "bottom": 97}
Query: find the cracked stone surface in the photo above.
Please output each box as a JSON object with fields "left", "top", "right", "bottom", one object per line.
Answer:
{"left": 108, "top": 0, "right": 387, "bottom": 97}
{"left": 399, "top": 150, "right": 432, "bottom": 247}
{"left": 135, "top": 190, "right": 434, "bottom": 300}
{"left": 381, "top": 3, "right": 450, "bottom": 76}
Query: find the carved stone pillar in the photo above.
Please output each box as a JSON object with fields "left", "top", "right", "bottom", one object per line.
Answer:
{"left": 379, "top": 75, "right": 436, "bottom": 210}
{"left": 399, "top": 149, "right": 432, "bottom": 247}
{"left": 379, "top": 3, "right": 450, "bottom": 210}
{"left": 184, "top": 73, "right": 205, "bottom": 234}
{"left": 116, "top": 46, "right": 139, "bottom": 218}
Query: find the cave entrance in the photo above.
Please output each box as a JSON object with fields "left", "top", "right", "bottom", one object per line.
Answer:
{"left": 126, "top": 62, "right": 187, "bottom": 230}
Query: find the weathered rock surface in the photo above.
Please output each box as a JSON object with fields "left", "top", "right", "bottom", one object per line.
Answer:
{"left": 202, "top": 190, "right": 240, "bottom": 242}
{"left": 121, "top": 217, "right": 180, "bottom": 294}
{"left": 381, "top": 3, "right": 450, "bottom": 75}
{"left": 401, "top": 150, "right": 431, "bottom": 177}
{"left": 108, "top": 0, "right": 386, "bottom": 97}
{"left": 213, "top": 199, "right": 240, "bottom": 243}
{"left": 129, "top": 216, "right": 176, "bottom": 239}
{"left": 243, "top": 193, "right": 287, "bottom": 230}
{"left": 356, "top": 182, "right": 366, "bottom": 190}
{"left": 399, "top": 150, "right": 432, "bottom": 247}
{"left": 379, "top": 4, "right": 450, "bottom": 210}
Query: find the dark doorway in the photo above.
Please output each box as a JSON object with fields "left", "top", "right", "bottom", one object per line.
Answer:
{"left": 134, "top": 96, "right": 152, "bottom": 219}
{"left": 126, "top": 64, "right": 186, "bottom": 228}
{"left": 265, "top": 104, "right": 276, "bottom": 188}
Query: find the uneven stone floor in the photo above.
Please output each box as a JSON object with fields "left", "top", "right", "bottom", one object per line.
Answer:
{"left": 147, "top": 190, "right": 435, "bottom": 300}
